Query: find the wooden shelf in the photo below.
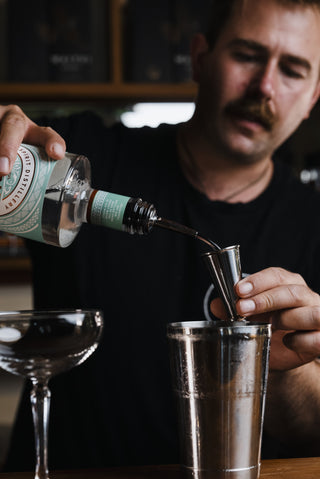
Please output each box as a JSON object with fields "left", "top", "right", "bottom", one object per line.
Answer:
{"left": 0, "top": 0, "right": 199, "bottom": 104}
{"left": 0, "top": 82, "right": 197, "bottom": 103}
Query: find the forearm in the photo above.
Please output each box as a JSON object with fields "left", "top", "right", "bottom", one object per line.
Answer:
{"left": 264, "top": 360, "right": 320, "bottom": 456}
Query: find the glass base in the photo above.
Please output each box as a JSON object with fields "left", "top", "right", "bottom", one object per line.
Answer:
{"left": 182, "top": 464, "right": 260, "bottom": 479}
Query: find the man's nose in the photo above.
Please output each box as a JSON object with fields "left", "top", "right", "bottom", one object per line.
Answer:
{"left": 248, "top": 63, "right": 276, "bottom": 101}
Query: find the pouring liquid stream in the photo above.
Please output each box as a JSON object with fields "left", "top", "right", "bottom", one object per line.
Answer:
{"left": 154, "top": 217, "right": 221, "bottom": 251}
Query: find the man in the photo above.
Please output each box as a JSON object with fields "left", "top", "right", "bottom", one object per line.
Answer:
{"left": 1, "top": 0, "right": 320, "bottom": 470}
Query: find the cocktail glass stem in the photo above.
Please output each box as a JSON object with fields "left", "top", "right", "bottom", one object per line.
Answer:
{"left": 30, "top": 378, "right": 51, "bottom": 479}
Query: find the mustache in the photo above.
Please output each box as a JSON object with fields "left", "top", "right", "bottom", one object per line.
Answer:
{"left": 225, "top": 98, "right": 276, "bottom": 131}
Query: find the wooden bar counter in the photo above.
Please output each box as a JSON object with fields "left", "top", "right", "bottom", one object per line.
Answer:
{"left": 1, "top": 458, "right": 320, "bottom": 479}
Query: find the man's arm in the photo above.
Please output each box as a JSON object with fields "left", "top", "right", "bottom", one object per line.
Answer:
{"left": 265, "top": 361, "right": 320, "bottom": 456}
{"left": 0, "top": 104, "right": 66, "bottom": 174}
{"left": 235, "top": 268, "right": 320, "bottom": 454}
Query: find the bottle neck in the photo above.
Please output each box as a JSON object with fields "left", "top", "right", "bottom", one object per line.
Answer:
{"left": 122, "top": 197, "right": 157, "bottom": 235}
{"left": 87, "top": 190, "right": 157, "bottom": 235}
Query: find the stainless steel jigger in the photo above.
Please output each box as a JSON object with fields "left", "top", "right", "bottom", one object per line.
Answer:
{"left": 202, "top": 245, "right": 244, "bottom": 321}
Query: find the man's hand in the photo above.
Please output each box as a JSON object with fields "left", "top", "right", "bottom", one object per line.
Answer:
{"left": 211, "top": 267, "right": 320, "bottom": 371}
{"left": 0, "top": 105, "right": 66, "bottom": 175}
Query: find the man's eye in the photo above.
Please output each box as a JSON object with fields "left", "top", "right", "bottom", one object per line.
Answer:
{"left": 281, "top": 64, "right": 304, "bottom": 79}
{"left": 232, "top": 52, "right": 259, "bottom": 63}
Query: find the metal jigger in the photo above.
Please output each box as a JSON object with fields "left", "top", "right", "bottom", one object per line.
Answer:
{"left": 202, "top": 245, "right": 244, "bottom": 321}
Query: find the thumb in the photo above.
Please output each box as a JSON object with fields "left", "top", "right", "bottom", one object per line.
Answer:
{"left": 210, "top": 297, "right": 229, "bottom": 320}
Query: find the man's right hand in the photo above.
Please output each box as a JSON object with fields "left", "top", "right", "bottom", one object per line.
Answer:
{"left": 0, "top": 105, "right": 66, "bottom": 175}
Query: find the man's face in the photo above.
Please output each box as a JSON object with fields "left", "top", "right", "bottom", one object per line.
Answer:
{"left": 193, "top": 0, "right": 320, "bottom": 163}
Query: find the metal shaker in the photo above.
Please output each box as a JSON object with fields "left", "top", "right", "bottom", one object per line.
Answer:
{"left": 167, "top": 320, "right": 271, "bottom": 479}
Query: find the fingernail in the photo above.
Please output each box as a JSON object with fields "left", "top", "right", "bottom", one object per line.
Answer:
{"left": 51, "top": 143, "right": 65, "bottom": 158}
{"left": 238, "top": 281, "right": 253, "bottom": 294}
{"left": 0, "top": 157, "right": 10, "bottom": 175}
{"left": 239, "top": 299, "right": 256, "bottom": 313}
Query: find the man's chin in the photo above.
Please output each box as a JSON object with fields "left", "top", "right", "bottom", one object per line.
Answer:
{"left": 220, "top": 138, "right": 271, "bottom": 164}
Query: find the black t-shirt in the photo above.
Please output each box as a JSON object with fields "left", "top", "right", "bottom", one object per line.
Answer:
{"left": 5, "top": 112, "right": 320, "bottom": 471}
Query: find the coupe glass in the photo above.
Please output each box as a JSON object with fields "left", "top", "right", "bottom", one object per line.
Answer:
{"left": 0, "top": 309, "right": 103, "bottom": 479}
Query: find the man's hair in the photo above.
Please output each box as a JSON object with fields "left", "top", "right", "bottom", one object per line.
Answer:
{"left": 205, "top": 0, "right": 320, "bottom": 48}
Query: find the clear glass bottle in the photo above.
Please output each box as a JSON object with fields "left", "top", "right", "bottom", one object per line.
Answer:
{"left": 0, "top": 144, "right": 158, "bottom": 247}
{"left": 0, "top": 144, "right": 220, "bottom": 250}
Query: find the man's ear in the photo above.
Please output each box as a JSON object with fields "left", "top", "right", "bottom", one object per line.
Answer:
{"left": 190, "top": 33, "right": 210, "bottom": 83}
{"left": 304, "top": 81, "right": 320, "bottom": 119}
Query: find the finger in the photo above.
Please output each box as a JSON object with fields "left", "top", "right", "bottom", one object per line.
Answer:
{"left": 0, "top": 105, "right": 29, "bottom": 174}
{"left": 272, "top": 305, "right": 320, "bottom": 331}
{"left": 269, "top": 329, "right": 300, "bottom": 370}
{"left": 26, "top": 125, "right": 66, "bottom": 160}
{"left": 0, "top": 105, "right": 66, "bottom": 175}
{"left": 210, "top": 297, "right": 229, "bottom": 320}
{"left": 210, "top": 298, "right": 270, "bottom": 322}
{"left": 237, "top": 283, "right": 319, "bottom": 317}
{"left": 283, "top": 330, "right": 320, "bottom": 358}
{"left": 236, "top": 267, "right": 306, "bottom": 298}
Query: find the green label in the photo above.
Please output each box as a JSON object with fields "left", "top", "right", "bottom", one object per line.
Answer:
{"left": 0, "top": 144, "right": 56, "bottom": 242}
{"left": 90, "top": 191, "right": 130, "bottom": 231}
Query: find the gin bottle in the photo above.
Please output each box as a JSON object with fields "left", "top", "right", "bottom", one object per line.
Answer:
{"left": 0, "top": 144, "right": 157, "bottom": 247}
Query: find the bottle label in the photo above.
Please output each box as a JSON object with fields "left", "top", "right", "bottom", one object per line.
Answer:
{"left": 0, "top": 144, "right": 55, "bottom": 242}
{"left": 89, "top": 190, "right": 130, "bottom": 230}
